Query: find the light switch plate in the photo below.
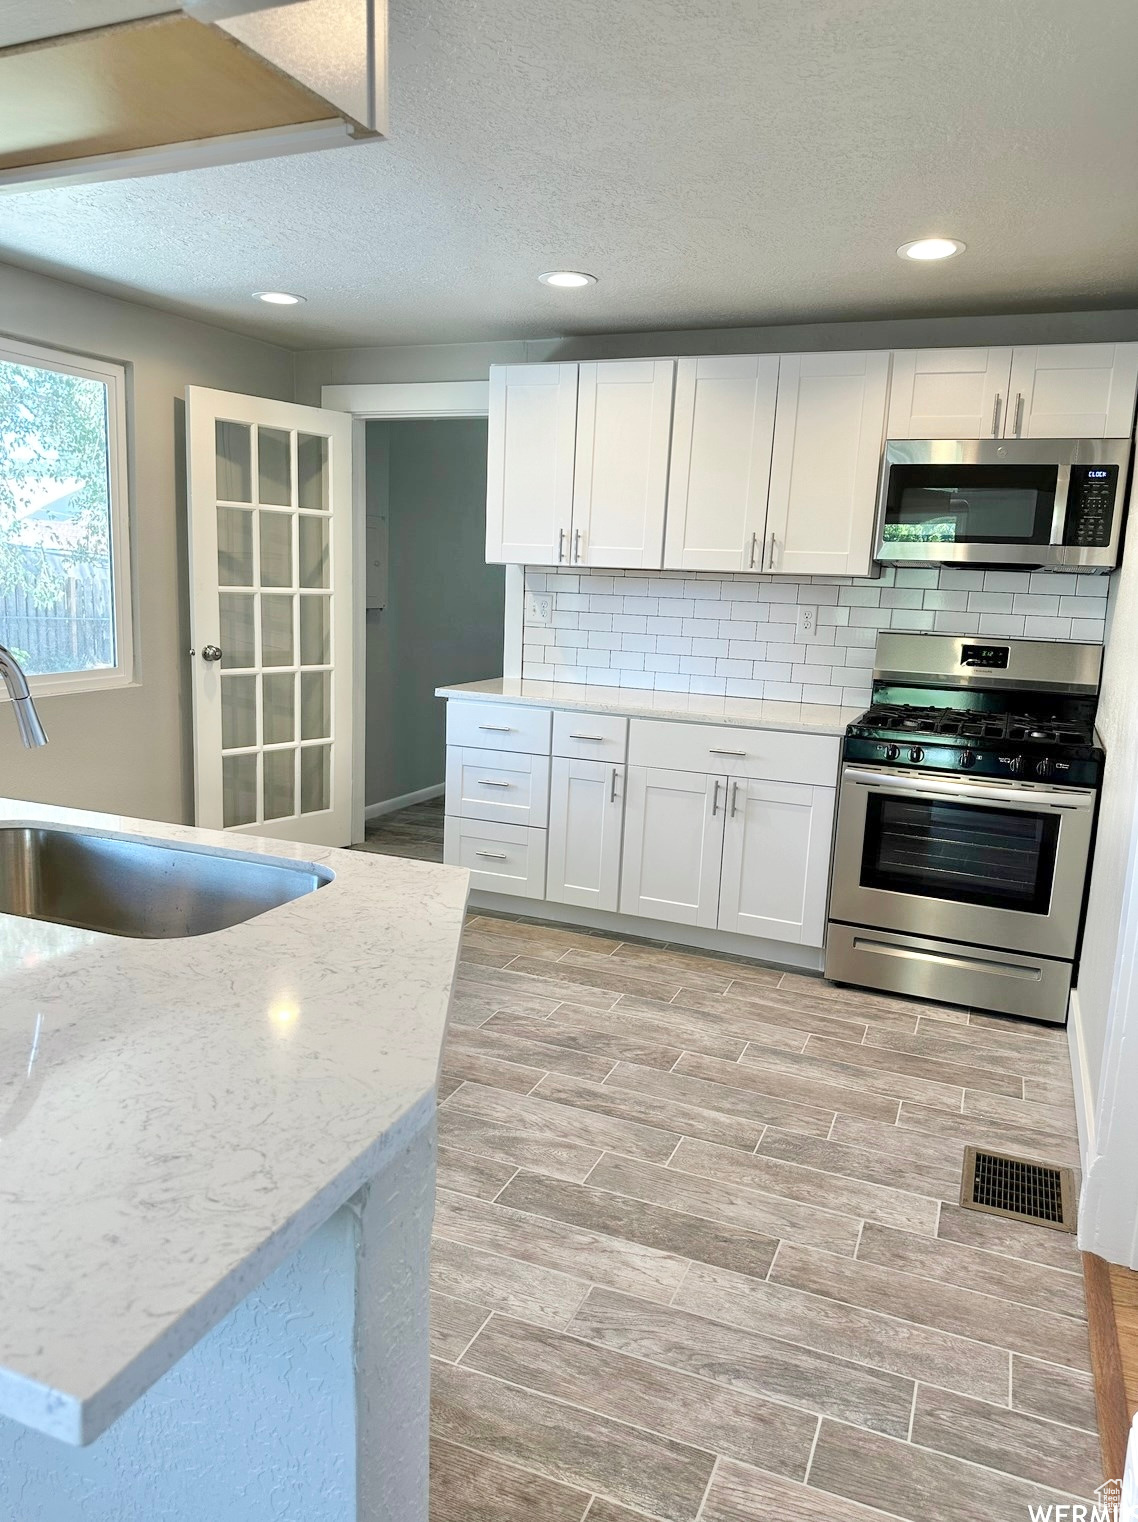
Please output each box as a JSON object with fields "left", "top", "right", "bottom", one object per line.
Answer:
{"left": 796, "top": 604, "right": 817, "bottom": 640}
{"left": 526, "top": 592, "right": 553, "bottom": 625}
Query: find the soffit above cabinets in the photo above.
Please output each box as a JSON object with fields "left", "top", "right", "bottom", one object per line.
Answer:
{"left": 0, "top": 0, "right": 386, "bottom": 190}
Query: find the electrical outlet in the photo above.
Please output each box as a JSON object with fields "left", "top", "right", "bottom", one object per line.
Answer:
{"left": 526, "top": 592, "right": 553, "bottom": 626}
{"left": 796, "top": 604, "right": 818, "bottom": 640}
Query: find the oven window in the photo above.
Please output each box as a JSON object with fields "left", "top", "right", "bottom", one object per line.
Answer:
{"left": 861, "top": 794, "right": 1060, "bottom": 913}
{"left": 882, "top": 464, "right": 1057, "bottom": 545}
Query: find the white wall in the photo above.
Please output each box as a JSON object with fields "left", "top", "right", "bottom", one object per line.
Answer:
{"left": 0, "top": 261, "right": 295, "bottom": 823}
{"left": 294, "top": 306, "right": 1138, "bottom": 401}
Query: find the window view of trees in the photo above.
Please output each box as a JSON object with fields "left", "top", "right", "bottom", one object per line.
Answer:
{"left": 0, "top": 357, "right": 116, "bottom": 674}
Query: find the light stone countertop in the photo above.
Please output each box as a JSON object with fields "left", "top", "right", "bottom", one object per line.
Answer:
{"left": 436, "top": 677, "right": 861, "bottom": 736}
{"left": 0, "top": 798, "right": 468, "bottom": 1446}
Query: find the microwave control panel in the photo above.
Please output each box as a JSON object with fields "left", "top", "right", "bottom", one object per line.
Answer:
{"left": 1063, "top": 464, "right": 1120, "bottom": 548}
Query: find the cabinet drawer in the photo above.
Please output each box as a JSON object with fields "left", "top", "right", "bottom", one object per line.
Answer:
{"left": 627, "top": 718, "right": 839, "bottom": 787}
{"left": 446, "top": 747, "right": 551, "bottom": 827}
{"left": 552, "top": 709, "right": 629, "bottom": 762}
{"left": 444, "top": 816, "right": 547, "bottom": 898}
{"left": 446, "top": 700, "right": 552, "bottom": 755}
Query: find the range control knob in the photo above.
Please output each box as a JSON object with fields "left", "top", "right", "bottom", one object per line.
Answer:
{"left": 959, "top": 749, "right": 977, "bottom": 769}
{"left": 1005, "top": 755, "right": 1024, "bottom": 777}
{"left": 1035, "top": 757, "right": 1053, "bottom": 780}
{"left": 908, "top": 746, "right": 925, "bottom": 764}
{"left": 884, "top": 744, "right": 900, "bottom": 762}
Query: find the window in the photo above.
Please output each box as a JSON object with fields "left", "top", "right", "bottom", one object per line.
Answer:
{"left": 0, "top": 336, "right": 131, "bottom": 694}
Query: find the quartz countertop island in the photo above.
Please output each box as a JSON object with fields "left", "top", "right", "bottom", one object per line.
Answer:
{"left": 0, "top": 797, "right": 467, "bottom": 1519}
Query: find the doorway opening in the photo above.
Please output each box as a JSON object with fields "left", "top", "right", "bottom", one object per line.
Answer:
{"left": 358, "top": 416, "right": 502, "bottom": 861}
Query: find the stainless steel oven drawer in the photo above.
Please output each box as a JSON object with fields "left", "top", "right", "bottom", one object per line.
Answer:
{"left": 824, "top": 922, "right": 1072, "bottom": 1023}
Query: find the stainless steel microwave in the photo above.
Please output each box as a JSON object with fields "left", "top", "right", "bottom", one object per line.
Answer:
{"left": 875, "top": 437, "right": 1132, "bottom": 571}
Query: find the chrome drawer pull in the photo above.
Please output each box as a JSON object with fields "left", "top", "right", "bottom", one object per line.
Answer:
{"left": 709, "top": 747, "right": 746, "bottom": 757}
{"left": 478, "top": 724, "right": 512, "bottom": 732}
{"left": 477, "top": 779, "right": 512, "bottom": 788}
{"left": 475, "top": 850, "right": 509, "bottom": 861}
{"left": 569, "top": 732, "right": 605, "bottom": 741}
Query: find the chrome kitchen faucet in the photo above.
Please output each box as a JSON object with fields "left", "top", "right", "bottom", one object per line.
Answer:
{"left": 0, "top": 646, "right": 48, "bottom": 748}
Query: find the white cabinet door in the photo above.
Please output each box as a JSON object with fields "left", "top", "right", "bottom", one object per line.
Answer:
{"left": 619, "top": 765, "right": 725, "bottom": 927}
{"left": 764, "top": 351, "right": 891, "bottom": 577}
{"left": 718, "top": 779, "right": 835, "bottom": 946}
{"left": 1005, "top": 344, "right": 1138, "bottom": 438}
{"left": 663, "top": 354, "right": 779, "bottom": 571}
{"left": 572, "top": 359, "right": 675, "bottom": 568}
{"left": 546, "top": 756, "right": 625, "bottom": 911}
{"left": 886, "top": 348, "right": 1013, "bottom": 439}
{"left": 485, "top": 363, "right": 577, "bottom": 564}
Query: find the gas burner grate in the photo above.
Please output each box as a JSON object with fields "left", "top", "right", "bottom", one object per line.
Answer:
{"left": 960, "top": 1146, "right": 1076, "bottom": 1233}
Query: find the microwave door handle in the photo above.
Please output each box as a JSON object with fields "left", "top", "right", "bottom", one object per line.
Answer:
{"left": 1052, "top": 463, "right": 1073, "bottom": 545}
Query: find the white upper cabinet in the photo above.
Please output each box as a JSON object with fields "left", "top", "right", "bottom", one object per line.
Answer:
{"left": 887, "top": 343, "right": 1138, "bottom": 439}
{"left": 887, "top": 347, "right": 1014, "bottom": 439}
{"left": 571, "top": 359, "right": 675, "bottom": 568}
{"left": 485, "top": 363, "right": 577, "bottom": 565}
{"left": 1005, "top": 344, "right": 1138, "bottom": 438}
{"left": 663, "top": 355, "right": 779, "bottom": 571}
{"left": 764, "top": 350, "right": 891, "bottom": 578}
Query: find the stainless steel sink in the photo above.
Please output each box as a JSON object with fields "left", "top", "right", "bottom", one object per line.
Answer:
{"left": 0, "top": 826, "right": 331, "bottom": 939}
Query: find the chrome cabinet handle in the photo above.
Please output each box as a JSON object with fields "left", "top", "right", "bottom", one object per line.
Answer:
{"left": 477, "top": 779, "right": 512, "bottom": 788}
{"left": 558, "top": 527, "right": 566, "bottom": 563}
{"left": 1013, "top": 393, "right": 1025, "bottom": 436}
{"left": 201, "top": 645, "right": 223, "bottom": 662}
{"left": 475, "top": 850, "right": 508, "bottom": 860}
{"left": 767, "top": 531, "right": 776, "bottom": 570}
{"left": 478, "top": 724, "right": 512, "bottom": 732}
{"left": 730, "top": 781, "right": 740, "bottom": 817}
{"left": 569, "top": 732, "right": 604, "bottom": 741}
{"left": 610, "top": 766, "right": 619, "bottom": 802}
{"left": 711, "top": 778, "right": 721, "bottom": 816}
{"left": 709, "top": 747, "right": 746, "bottom": 757}
{"left": 991, "top": 392, "right": 1002, "bottom": 437}
{"left": 573, "top": 528, "right": 583, "bottom": 563}
{"left": 748, "top": 531, "right": 758, "bottom": 569}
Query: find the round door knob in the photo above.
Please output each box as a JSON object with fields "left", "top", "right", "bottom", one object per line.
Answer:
{"left": 201, "top": 645, "right": 223, "bottom": 663}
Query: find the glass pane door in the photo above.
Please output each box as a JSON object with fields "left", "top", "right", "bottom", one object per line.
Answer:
{"left": 187, "top": 388, "right": 352, "bottom": 846}
{"left": 860, "top": 793, "right": 1060, "bottom": 913}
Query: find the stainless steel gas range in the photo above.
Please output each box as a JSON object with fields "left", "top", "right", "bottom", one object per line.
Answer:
{"left": 825, "top": 633, "right": 1104, "bottom": 1024}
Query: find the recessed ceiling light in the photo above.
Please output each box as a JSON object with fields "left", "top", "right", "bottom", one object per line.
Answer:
{"left": 897, "top": 238, "right": 966, "bottom": 262}
{"left": 253, "top": 290, "right": 306, "bottom": 305}
{"left": 538, "top": 270, "right": 598, "bottom": 288}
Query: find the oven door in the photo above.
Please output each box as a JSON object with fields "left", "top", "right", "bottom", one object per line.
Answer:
{"left": 828, "top": 765, "right": 1096, "bottom": 959}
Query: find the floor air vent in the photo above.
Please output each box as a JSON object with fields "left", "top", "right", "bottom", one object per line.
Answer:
{"left": 960, "top": 1146, "right": 1077, "bottom": 1234}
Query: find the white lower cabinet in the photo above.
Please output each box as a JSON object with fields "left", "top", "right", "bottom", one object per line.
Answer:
{"left": 619, "top": 766, "right": 726, "bottom": 928}
{"left": 445, "top": 699, "right": 838, "bottom": 952}
{"left": 546, "top": 757, "right": 625, "bottom": 912}
{"left": 443, "top": 815, "right": 547, "bottom": 897}
{"left": 717, "top": 778, "right": 835, "bottom": 946}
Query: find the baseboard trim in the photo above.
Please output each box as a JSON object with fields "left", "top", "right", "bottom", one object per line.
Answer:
{"left": 467, "top": 890, "right": 825, "bottom": 973}
{"left": 1068, "top": 987, "right": 1097, "bottom": 1176}
{"left": 364, "top": 784, "right": 444, "bottom": 821}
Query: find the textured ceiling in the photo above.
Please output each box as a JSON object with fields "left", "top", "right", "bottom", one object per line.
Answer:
{"left": 1, "top": 0, "right": 1138, "bottom": 347}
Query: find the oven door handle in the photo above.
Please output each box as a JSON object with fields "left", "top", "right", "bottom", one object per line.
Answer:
{"left": 842, "top": 765, "right": 1095, "bottom": 812}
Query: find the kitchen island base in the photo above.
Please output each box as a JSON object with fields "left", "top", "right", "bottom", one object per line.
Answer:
{"left": 0, "top": 1119, "right": 435, "bottom": 1522}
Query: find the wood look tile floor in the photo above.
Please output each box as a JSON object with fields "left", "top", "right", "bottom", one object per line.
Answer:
{"left": 358, "top": 794, "right": 445, "bottom": 861}
{"left": 429, "top": 913, "right": 1099, "bottom": 1522}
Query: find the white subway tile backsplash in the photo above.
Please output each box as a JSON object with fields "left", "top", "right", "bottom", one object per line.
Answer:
{"left": 521, "top": 567, "right": 1109, "bottom": 704}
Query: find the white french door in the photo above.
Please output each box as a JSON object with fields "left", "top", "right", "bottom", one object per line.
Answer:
{"left": 186, "top": 386, "right": 354, "bottom": 845}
